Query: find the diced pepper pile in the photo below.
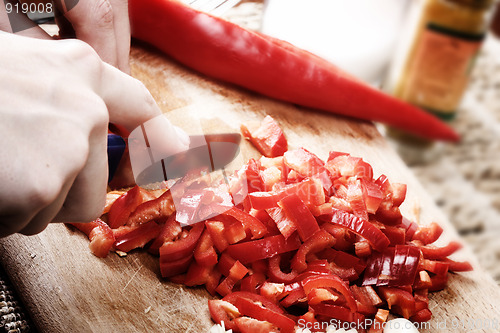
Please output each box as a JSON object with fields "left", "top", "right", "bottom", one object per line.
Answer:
{"left": 69, "top": 116, "right": 472, "bottom": 333}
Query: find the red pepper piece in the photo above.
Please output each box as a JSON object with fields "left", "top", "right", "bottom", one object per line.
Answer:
{"left": 360, "top": 179, "right": 384, "bottom": 214}
{"left": 378, "top": 287, "right": 416, "bottom": 319}
{"left": 391, "top": 183, "right": 407, "bottom": 207}
{"left": 260, "top": 281, "right": 285, "bottom": 302}
{"left": 268, "top": 254, "right": 298, "bottom": 284}
{"left": 129, "top": 0, "right": 458, "bottom": 141}
{"left": 216, "top": 260, "right": 249, "bottom": 296}
{"left": 205, "top": 269, "right": 222, "bottom": 296}
{"left": 307, "top": 288, "right": 339, "bottom": 305}
{"left": 114, "top": 221, "right": 162, "bottom": 253}
{"left": 160, "top": 254, "right": 193, "bottom": 278}
{"left": 266, "top": 207, "right": 297, "bottom": 240}
{"left": 412, "top": 222, "right": 444, "bottom": 245}
{"left": 127, "top": 190, "right": 176, "bottom": 227}
{"left": 444, "top": 258, "right": 473, "bottom": 272}
{"left": 208, "top": 299, "right": 240, "bottom": 331}
{"left": 107, "top": 185, "right": 156, "bottom": 228}
{"left": 419, "top": 241, "right": 462, "bottom": 260}
{"left": 350, "top": 285, "right": 382, "bottom": 316}
{"left": 234, "top": 317, "right": 278, "bottom": 333}
{"left": 301, "top": 275, "right": 357, "bottom": 313}
{"left": 224, "top": 291, "right": 287, "bottom": 318}
{"left": 280, "top": 285, "right": 307, "bottom": 308}
{"left": 410, "top": 308, "right": 433, "bottom": 323}
{"left": 148, "top": 214, "right": 182, "bottom": 255}
{"left": 250, "top": 209, "right": 281, "bottom": 236}
{"left": 233, "top": 297, "right": 295, "bottom": 333}
{"left": 291, "top": 230, "right": 336, "bottom": 273}
{"left": 326, "top": 154, "right": 374, "bottom": 181}
{"left": 321, "top": 223, "right": 355, "bottom": 251}
{"left": 283, "top": 148, "right": 325, "bottom": 176}
{"left": 219, "top": 207, "right": 268, "bottom": 240}
{"left": 329, "top": 209, "right": 390, "bottom": 252}
{"left": 421, "top": 259, "right": 450, "bottom": 276}
{"left": 249, "top": 178, "right": 325, "bottom": 210}
{"left": 241, "top": 116, "right": 288, "bottom": 158}
{"left": 401, "top": 217, "right": 419, "bottom": 243}
{"left": 194, "top": 230, "right": 218, "bottom": 267}
{"left": 310, "top": 303, "right": 354, "bottom": 323}
{"left": 381, "top": 226, "right": 406, "bottom": 246}
{"left": 184, "top": 262, "right": 213, "bottom": 286}
{"left": 70, "top": 218, "right": 115, "bottom": 258}
{"left": 368, "top": 309, "right": 389, "bottom": 333}
{"left": 159, "top": 222, "right": 204, "bottom": 262}
{"left": 346, "top": 181, "right": 368, "bottom": 221}
{"left": 240, "top": 273, "right": 267, "bottom": 294}
{"left": 224, "top": 221, "right": 247, "bottom": 245}
{"left": 205, "top": 220, "right": 229, "bottom": 253}
{"left": 226, "top": 234, "right": 301, "bottom": 264}
{"left": 279, "top": 194, "right": 320, "bottom": 242}
{"left": 429, "top": 274, "right": 448, "bottom": 292}
{"left": 217, "top": 253, "right": 237, "bottom": 277}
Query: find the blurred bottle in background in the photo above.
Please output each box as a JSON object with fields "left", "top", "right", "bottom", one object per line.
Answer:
{"left": 386, "top": 0, "right": 496, "bottom": 122}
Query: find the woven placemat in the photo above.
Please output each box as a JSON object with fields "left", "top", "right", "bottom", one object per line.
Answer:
{"left": 0, "top": 266, "right": 32, "bottom": 333}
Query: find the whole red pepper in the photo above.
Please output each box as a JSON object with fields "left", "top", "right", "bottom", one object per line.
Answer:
{"left": 129, "top": 0, "right": 459, "bottom": 141}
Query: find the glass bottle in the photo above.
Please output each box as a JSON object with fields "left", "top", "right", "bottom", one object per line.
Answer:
{"left": 386, "top": 0, "right": 495, "bottom": 122}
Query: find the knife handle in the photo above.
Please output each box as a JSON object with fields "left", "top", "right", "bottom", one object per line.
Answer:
{"left": 107, "top": 133, "right": 126, "bottom": 182}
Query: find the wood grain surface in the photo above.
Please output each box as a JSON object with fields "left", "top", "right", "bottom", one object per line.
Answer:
{"left": 1, "top": 44, "right": 500, "bottom": 333}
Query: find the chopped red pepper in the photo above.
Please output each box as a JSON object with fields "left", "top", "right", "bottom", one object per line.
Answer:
{"left": 233, "top": 297, "right": 295, "bottom": 333}
{"left": 419, "top": 241, "right": 462, "bottom": 260}
{"left": 378, "top": 287, "right": 416, "bottom": 319}
{"left": 127, "top": 190, "right": 175, "bottom": 227}
{"left": 159, "top": 223, "right": 204, "bottom": 262}
{"left": 220, "top": 207, "right": 268, "bottom": 240}
{"left": 266, "top": 207, "right": 297, "bottom": 240}
{"left": 194, "top": 230, "right": 218, "bottom": 267}
{"left": 159, "top": 254, "right": 193, "bottom": 278}
{"left": 107, "top": 185, "right": 157, "bottom": 228}
{"left": 279, "top": 194, "right": 320, "bottom": 242}
{"left": 226, "top": 234, "right": 301, "bottom": 264}
{"left": 205, "top": 220, "right": 229, "bottom": 253}
{"left": 234, "top": 317, "right": 278, "bottom": 333}
{"left": 302, "top": 275, "right": 357, "bottom": 313}
{"left": 268, "top": 254, "right": 298, "bottom": 284}
{"left": 249, "top": 178, "right": 325, "bottom": 210}
{"left": 148, "top": 214, "right": 182, "bottom": 255}
{"left": 291, "top": 230, "right": 335, "bottom": 273}
{"left": 241, "top": 116, "right": 287, "bottom": 158}
{"left": 114, "top": 221, "right": 162, "bottom": 253}
{"left": 329, "top": 209, "right": 390, "bottom": 252}
{"left": 70, "top": 218, "right": 115, "bottom": 258}
{"left": 208, "top": 299, "right": 240, "bottom": 331}
{"left": 412, "top": 222, "right": 444, "bottom": 245}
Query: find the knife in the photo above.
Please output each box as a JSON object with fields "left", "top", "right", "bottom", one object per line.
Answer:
{"left": 107, "top": 132, "right": 241, "bottom": 185}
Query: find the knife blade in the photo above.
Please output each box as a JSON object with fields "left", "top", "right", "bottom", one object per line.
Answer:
{"left": 107, "top": 132, "right": 241, "bottom": 186}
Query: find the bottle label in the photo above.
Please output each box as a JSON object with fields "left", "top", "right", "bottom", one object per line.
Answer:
{"left": 400, "top": 24, "right": 484, "bottom": 118}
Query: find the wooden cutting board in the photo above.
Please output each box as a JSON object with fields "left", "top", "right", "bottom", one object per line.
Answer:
{"left": 2, "top": 43, "right": 500, "bottom": 333}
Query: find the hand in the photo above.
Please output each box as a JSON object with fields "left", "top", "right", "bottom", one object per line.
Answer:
{"left": 0, "top": 32, "right": 189, "bottom": 237}
{"left": 0, "top": 0, "right": 131, "bottom": 72}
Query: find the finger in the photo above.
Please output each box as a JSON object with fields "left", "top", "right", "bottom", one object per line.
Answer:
{"left": 108, "top": 0, "right": 131, "bottom": 73}
{"left": 99, "top": 63, "right": 167, "bottom": 133}
{"left": 56, "top": 0, "right": 118, "bottom": 67}
{"left": 19, "top": 176, "right": 74, "bottom": 235}
{"left": 54, "top": 102, "right": 109, "bottom": 223}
